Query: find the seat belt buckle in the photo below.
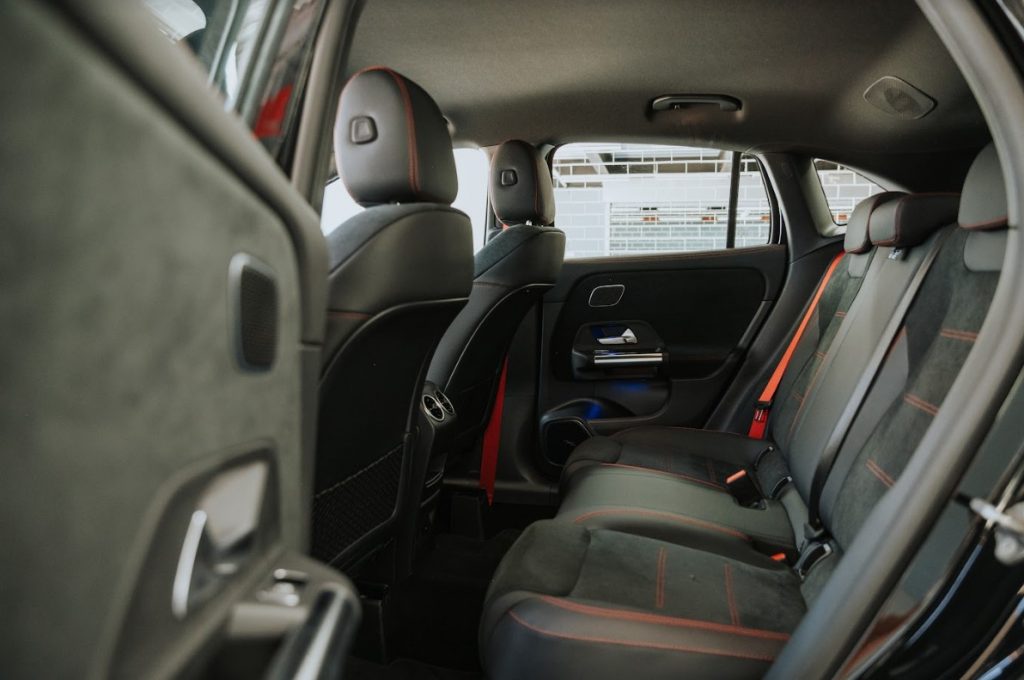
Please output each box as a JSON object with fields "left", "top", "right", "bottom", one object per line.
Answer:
{"left": 752, "top": 400, "right": 772, "bottom": 423}
{"left": 793, "top": 540, "right": 833, "bottom": 580}
{"left": 725, "top": 468, "right": 763, "bottom": 507}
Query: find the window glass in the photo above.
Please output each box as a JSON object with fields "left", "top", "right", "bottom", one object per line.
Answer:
{"left": 320, "top": 148, "right": 490, "bottom": 247}
{"left": 814, "top": 159, "right": 888, "bottom": 226}
{"left": 143, "top": 0, "right": 271, "bottom": 108}
{"left": 551, "top": 144, "right": 772, "bottom": 259}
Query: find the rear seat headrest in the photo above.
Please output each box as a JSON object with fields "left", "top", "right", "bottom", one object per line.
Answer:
{"left": 490, "top": 140, "right": 556, "bottom": 226}
{"left": 959, "top": 143, "right": 1008, "bottom": 230}
{"left": 334, "top": 67, "right": 457, "bottom": 207}
{"left": 844, "top": 192, "right": 905, "bottom": 253}
{"left": 870, "top": 193, "right": 960, "bottom": 248}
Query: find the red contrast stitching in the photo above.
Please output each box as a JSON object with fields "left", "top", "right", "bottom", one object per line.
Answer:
{"left": 507, "top": 610, "right": 778, "bottom": 662}
{"left": 573, "top": 509, "right": 750, "bottom": 542}
{"left": 381, "top": 70, "right": 419, "bottom": 194}
{"left": 960, "top": 216, "right": 1008, "bottom": 230}
{"left": 597, "top": 463, "right": 725, "bottom": 491}
{"left": 533, "top": 597, "right": 790, "bottom": 642}
{"left": 835, "top": 310, "right": 847, "bottom": 318}
{"left": 655, "top": 548, "right": 667, "bottom": 609}
{"left": 724, "top": 564, "right": 740, "bottom": 626}
{"left": 706, "top": 458, "right": 717, "bottom": 484}
{"left": 865, "top": 458, "right": 895, "bottom": 488}
{"left": 904, "top": 393, "right": 939, "bottom": 416}
{"left": 940, "top": 328, "right": 978, "bottom": 342}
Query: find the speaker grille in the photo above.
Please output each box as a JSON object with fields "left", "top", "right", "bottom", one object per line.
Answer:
{"left": 232, "top": 255, "right": 278, "bottom": 371}
{"left": 863, "top": 76, "right": 936, "bottom": 120}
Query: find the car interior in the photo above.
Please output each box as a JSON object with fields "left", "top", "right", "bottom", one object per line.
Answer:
{"left": 5, "top": 1, "right": 1024, "bottom": 679}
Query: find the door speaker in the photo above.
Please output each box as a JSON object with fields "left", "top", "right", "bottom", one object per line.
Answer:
{"left": 863, "top": 76, "right": 936, "bottom": 120}
{"left": 230, "top": 253, "right": 278, "bottom": 371}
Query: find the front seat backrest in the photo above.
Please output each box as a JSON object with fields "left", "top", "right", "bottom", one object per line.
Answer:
{"left": 314, "top": 67, "right": 473, "bottom": 568}
{"left": 427, "top": 140, "right": 566, "bottom": 455}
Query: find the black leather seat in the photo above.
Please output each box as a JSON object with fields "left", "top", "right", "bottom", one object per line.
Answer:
{"left": 312, "top": 67, "right": 473, "bottom": 568}
{"left": 427, "top": 140, "right": 565, "bottom": 455}
{"left": 480, "top": 144, "right": 1006, "bottom": 679}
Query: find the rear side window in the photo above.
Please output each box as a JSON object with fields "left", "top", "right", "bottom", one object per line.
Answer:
{"left": 552, "top": 144, "right": 774, "bottom": 259}
{"left": 143, "top": 0, "right": 270, "bottom": 107}
{"left": 814, "top": 159, "right": 888, "bottom": 226}
{"left": 143, "top": 0, "right": 326, "bottom": 161}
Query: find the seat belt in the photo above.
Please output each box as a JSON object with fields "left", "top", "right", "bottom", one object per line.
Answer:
{"left": 479, "top": 356, "right": 509, "bottom": 505}
{"left": 802, "top": 228, "right": 952, "bottom": 542}
{"left": 748, "top": 251, "right": 846, "bottom": 439}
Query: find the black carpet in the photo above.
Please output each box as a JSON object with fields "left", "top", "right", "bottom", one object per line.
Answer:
{"left": 385, "top": 529, "right": 520, "bottom": 671}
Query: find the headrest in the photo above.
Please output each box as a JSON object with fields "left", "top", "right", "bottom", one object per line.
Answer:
{"left": 844, "top": 192, "right": 905, "bottom": 253}
{"left": 334, "top": 67, "right": 457, "bottom": 206}
{"left": 871, "top": 193, "right": 960, "bottom": 248}
{"left": 959, "top": 143, "right": 1008, "bottom": 230}
{"left": 490, "top": 140, "right": 556, "bottom": 226}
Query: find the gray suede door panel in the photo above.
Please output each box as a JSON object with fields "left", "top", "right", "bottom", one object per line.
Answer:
{"left": 0, "top": 3, "right": 328, "bottom": 679}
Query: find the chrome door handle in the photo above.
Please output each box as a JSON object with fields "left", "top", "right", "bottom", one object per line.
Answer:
{"left": 593, "top": 350, "right": 664, "bottom": 366}
{"left": 597, "top": 328, "right": 638, "bottom": 345}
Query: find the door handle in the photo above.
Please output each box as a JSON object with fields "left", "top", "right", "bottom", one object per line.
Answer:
{"left": 597, "top": 328, "right": 638, "bottom": 345}
{"left": 593, "top": 350, "right": 664, "bottom": 366}
{"left": 264, "top": 584, "right": 360, "bottom": 680}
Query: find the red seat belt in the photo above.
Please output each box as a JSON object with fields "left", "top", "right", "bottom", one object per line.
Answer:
{"left": 748, "top": 252, "right": 845, "bottom": 439}
{"left": 479, "top": 356, "right": 509, "bottom": 505}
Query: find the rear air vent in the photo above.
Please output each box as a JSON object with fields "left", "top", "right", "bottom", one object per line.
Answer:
{"left": 863, "top": 76, "right": 936, "bottom": 120}
{"left": 422, "top": 395, "right": 446, "bottom": 422}
{"left": 434, "top": 389, "right": 455, "bottom": 415}
{"left": 230, "top": 254, "right": 278, "bottom": 372}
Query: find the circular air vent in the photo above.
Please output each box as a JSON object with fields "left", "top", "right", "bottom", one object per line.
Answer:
{"left": 422, "top": 394, "right": 445, "bottom": 422}
{"left": 434, "top": 389, "right": 455, "bottom": 415}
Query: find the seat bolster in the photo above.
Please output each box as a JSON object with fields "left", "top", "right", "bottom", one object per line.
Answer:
{"left": 559, "top": 466, "right": 797, "bottom": 559}
{"left": 486, "top": 596, "right": 785, "bottom": 680}
{"left": 481, "top": 521, "right": 591, "bottom": 651}
{"left": 562, "top": 425, "right": 770, "bottom": 487}
{"left": 481, "top": 522, "right": 800, "bottom": 680}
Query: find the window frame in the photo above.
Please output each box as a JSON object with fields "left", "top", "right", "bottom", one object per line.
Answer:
{"left": 812, "top": 157, "right": 891, "bottom": 228}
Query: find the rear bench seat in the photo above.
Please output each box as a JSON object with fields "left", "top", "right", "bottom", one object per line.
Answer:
{"left": 558, "top": 189, "right": 961, "bottom": 561}
{"left": 479, "top": 144, "right": 1007, "bottom": 679}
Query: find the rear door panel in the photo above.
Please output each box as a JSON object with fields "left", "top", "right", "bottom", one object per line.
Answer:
{"left": 0, "top": 3, "right": 356, "bottom": 678}
{"left": 536, "top": 245, "right": 786, "bottom": 465}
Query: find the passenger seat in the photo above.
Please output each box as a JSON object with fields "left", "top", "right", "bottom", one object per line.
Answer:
{"left": 479, "top": 144, "right": 1006, "bottom": 679}
{"left": 427, "top": 140, "right": 565, "bottom": 456}
{"left": 313, "top": 68, "right": 473, "bottom": 568}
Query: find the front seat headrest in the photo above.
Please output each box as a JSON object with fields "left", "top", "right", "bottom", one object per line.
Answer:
{"left": 958, "top": 143, "right": 1008, "bottom": 230}
{"left": 870, "top": 193, "right": 961, "bottom": 248}
{"left": 844, "top": 191, "right": 905, "bottom": 253}
{"left": 334, "top": 67, "right": 457, "bottom": 206}
{"left": 490, "top": 140, "right": 556, "bottom": 226}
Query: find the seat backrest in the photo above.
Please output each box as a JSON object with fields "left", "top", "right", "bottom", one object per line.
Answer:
{"left": 313, "top": 67, "right": 473, "bottom": 568}
{"left": 817, "top": 144, "right": 1006, "bottom": 561}
{"left": 427, "top": 140, "right": 566, "bottom": 455}
{"left": 766, "top": 191, "right": 905, "bottom": 451}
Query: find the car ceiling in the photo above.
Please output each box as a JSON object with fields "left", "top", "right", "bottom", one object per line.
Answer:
{"left": 347, "top": 0, "right": 990, "bottom": 189}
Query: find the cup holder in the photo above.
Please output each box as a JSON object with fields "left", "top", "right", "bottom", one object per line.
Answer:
{"left": 434, "top": 389, "right": 455, "bottom": 416}
{"left": 422, "top": 394, "right": 446, "bottom": 422}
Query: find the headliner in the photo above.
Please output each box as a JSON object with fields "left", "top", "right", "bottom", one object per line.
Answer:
{"left": 347, "top": 0, "right": 989, "bottom": 188}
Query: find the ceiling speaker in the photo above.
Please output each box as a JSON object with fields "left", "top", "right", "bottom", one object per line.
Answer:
{"left": 863, "top": 76, "right": 936, "bottom": 120}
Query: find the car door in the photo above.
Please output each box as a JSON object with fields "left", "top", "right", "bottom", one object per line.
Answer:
{"left": 0, "top": 2, "right": 357, "bottom": 678}
{"left": 523, "top": 145, "right": 784, "bottom": 469}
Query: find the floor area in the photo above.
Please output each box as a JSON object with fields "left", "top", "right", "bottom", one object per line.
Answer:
{"left": 344, "top": 528, "right": 522, "bottom": 679}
